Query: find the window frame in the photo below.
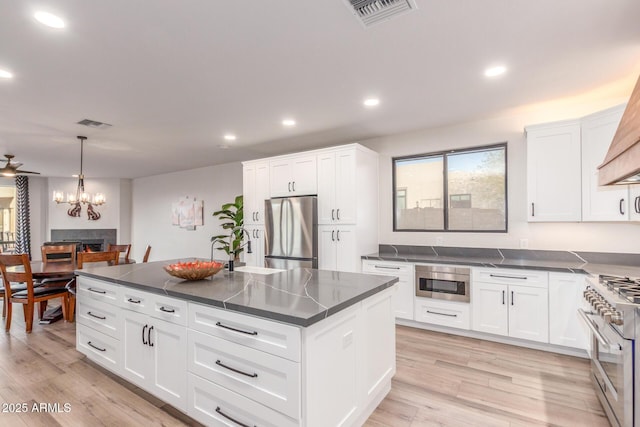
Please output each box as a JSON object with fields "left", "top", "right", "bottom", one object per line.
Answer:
{"left": 392, "top": 142, "right": 508, "bottom": 233}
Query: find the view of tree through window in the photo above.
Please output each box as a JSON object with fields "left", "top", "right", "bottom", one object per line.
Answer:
{"left": 393, "top": 144, "right": 507, "bottom": 232}
{"left": 0, "top": 184, "right": 16, "bottom": 251}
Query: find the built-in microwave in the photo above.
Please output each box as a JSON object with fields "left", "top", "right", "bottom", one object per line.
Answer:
{"left": 415, "top": 265, "right": 471, "bottom": 303}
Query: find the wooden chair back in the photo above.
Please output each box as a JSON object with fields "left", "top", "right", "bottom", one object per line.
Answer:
{"left": 0, "top": 254, "right": 35, "bottom": 299}
{"left": 107, "top": 244, "right": 131, "bottom": 262}
{"left": 142, "top": 245, "right": 151, "bottom": 263}
{"left": 41, "top": 244, "right": 77, "bottom": 263}
{"left": 77, "top": 251, "right": 119, "bottom": 269}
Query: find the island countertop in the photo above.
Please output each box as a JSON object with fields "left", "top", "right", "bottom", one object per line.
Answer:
{"left": 75, "top": 260, "right": 398, "bottom": 327}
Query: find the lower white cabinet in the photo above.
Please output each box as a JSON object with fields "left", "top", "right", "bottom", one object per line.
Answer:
{"left": 414, "top": 298, "right": 471, "bottom": 330}
{"left": 121, "top": 309, "right": 188, "bottom": 410}
{"left": 472, "top": 269, "right": 549, "bottom": 343}
{"left": 76, "top": 323, "right": 120, "bottom": 371}
{"left": 362, "top": 260, "right": 414, "bottom": 320}
{"left": 549, "top": 273, "right": 589, "bottom": 350}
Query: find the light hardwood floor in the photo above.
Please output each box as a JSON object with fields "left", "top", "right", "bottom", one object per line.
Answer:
{"left": 1, "top": 305, "right": 608, "bottom": 426}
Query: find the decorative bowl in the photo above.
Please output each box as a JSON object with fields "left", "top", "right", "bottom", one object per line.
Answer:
{"left": 164, "top": 260, "right": 224, "bottom": 281}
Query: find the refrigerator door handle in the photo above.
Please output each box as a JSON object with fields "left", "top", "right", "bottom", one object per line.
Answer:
{"left": 288, "top": 198, "right": 295, "bottom": 256}
{"left": 279, "top": 200, "right": 285, "bottom": 255}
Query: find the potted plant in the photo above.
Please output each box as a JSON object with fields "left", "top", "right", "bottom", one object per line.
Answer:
{"left": 211, "top": 195, "right": 244, "bottom": 261}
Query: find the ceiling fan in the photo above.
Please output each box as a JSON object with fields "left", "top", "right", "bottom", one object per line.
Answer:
{"left": 0, "top": 154, "right": 41, "bottom": 177}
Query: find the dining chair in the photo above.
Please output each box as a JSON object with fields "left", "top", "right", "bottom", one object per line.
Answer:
{"left": 142, "top": 245, "right": 151, "bottom": 263}
{"left": 107, "top": 244, "right": 131, "bottom": 262}
{"left": 41, "top": 244, "right": 77, "bottom": 263}
{"left": 0, "top": 254, "right": 69, "bottom": 333}
{"left": 69, "top": 251, "right": 120, "bottom": 322}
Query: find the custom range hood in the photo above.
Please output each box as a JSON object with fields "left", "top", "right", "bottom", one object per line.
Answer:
{"left": 598, "top": 74, "right": 640, "bottom": 185}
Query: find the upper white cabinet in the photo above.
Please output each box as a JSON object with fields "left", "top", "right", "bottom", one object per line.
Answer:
{"left": 317, "top": 149, "right": 357, "bottom": 224}
{"left": 581, "top": 105, "right": 628, "bottom": 221}
{"left": 630, "top": 185, "right": 640, "bottom": 221}
{"left": 269, "top": 155, "right": 317, "bottom": 197}
{"left": 526, "top": 120, "right": 582, "bottom": 222}
{"left": 243, "top": 161, "right": 269, "bottom": 225}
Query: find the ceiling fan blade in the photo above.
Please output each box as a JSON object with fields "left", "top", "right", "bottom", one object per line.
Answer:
{"left": 15, "top": 169, "right": 41, "bottom": 175}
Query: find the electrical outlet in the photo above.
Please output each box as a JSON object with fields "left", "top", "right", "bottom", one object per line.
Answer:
{"left": 435, "top": 237, "right": 444, "bottom": 246}
{"left": 519, "top": 238, "right": 529, "bottom": 249}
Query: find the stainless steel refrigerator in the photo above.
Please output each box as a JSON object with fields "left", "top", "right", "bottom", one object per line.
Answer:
{"left": 264, "top": 196, "right": 317, "bottom": 269}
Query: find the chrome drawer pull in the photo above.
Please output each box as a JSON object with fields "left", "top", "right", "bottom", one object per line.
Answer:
{"left": 87, "top": 311, "right": 106, "bottom": 320}
{"left": 489, "top": 274, "right": 528, "bottom": 280}
{"left": 215, "top": 360, "right": 258, "bottom": 378}
{"left": 215, "top": 321, "right": 258, "bottom": 336}
{"left": 426, "top": 310, "right": 457, "bottom": 317}
{"left": 159, "top": 306, "right": 175, "bottom": 313}
{"left": 215, "top": 406, "right": 255, "bottom": 427}
{"left": 88, "top": 288, "right": 106, "bottom": 294}
{"left": 127, "top": 298, "right": 141, "bottom": 304}
{"left": 87, "top": 341, "right": 106, "bottom": 352}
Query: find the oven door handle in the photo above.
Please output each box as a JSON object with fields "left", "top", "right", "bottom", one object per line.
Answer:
{"left": 577, "top": 308, "right": 613, "bottom": 350}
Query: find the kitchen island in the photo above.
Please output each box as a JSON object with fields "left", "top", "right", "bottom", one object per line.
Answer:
{"left": 75, "top": 260, "right": 398, "bottom": 427}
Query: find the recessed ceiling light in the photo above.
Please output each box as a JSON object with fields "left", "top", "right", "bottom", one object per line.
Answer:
{"left": 0, "top": 69, "right": 13, "bottom": 79}
{"left": 34, "top": 11, "right": 65, "bottom": 28}
{"left": 282, "top": 119, "right": 296, "bottom": 127}
{"left": 484, "top": 65, "right": 507, "bottom": 78}
{"left": 363, "top": 98, "right": 380, "bottom": 107}
{"left": 223, "top": 134, "right": 236, "bottom": 141}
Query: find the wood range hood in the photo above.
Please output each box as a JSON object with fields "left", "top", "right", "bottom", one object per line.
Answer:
{"left": 598, "top": 74, "right": 640, "bottom": 185}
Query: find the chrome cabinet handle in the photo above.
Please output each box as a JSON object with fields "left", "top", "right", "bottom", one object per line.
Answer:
{"left": 490, "top": 274, "right": 527, "bottom": 280}
{"left": 635, "top": 196, "right": 640, "bottom": 214}
{"left": 426, "top": 310, "right": 457, "bottom": 317}
{"left": 215, "top": 321, "right": 258, "bottom": 336}
{"left": 511, "top": 291, "right": 514, "bottom": 306}
{"left": 292, "top": 181, "right": 296, "bottom": 191}
{"left": 374, "top": 265, "right": 400, "bottom": 270}
{"left": 620, "top": 198, "right": 625, "bottom": 215}
{"left": 215, "top": 406, "right": 255, "bottom": 427}
{"left": 502, "top": 290, "right": 505, "bottom": 305}
{"left": 87, "top": 341, "right": 106, "bottom": 352}
{"left": 159, "top": 306, "right": 175, "bottom": 313}
{"left": 288, "top": 182, "right": 291, "bottom": 192}
{"left": 127, "top": 298, "right": 141, "bottom": 304}
{"left": 215, "top": 360, "right": 258, "bottom": 378}
{"left": 88, "top": 288, "right": 106, "bottom": 294}
{"left": 87, "top": 311, "right": 106, "bottom": 320}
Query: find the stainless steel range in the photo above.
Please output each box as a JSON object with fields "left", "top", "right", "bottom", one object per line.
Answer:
{"left": 580, "top": 275, "right": 640, "bottom": 427}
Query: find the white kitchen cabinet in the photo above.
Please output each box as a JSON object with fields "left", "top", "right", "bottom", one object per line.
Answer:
{"left": 121, "top": 308, "right": 188, "bottom": 410}
{"left": 549, "top": 273, "right": 589, "bottom": 350}
{"left": 318, "top": 225, "right": 357, "bottom": 272}
{"left": 630, "top": 185, "right": 640, "bottom": 221}
{"left": 362, "top": 260, "right": 414, "bottom": 320}
{"left": 318, "top": 149, "right": 357, "bottom": 224}
{"left": 414, "top": 298, "right": 471, "bottom": 330}
{"left": 526, "top": 120, "right": 582, "bottom": 222}
{"left": 269, "top": 155, "right": 317, "bottom": 197}
{"left": 243, "top": 225, "right": 265, "bottom": 267}
{"left": 472, "top": 269, "right": 549, "bottom": 343}
{"left": 582, "top": 105, "right": 628, "bottom": 221}
{"left": 243, "top": 161, "right": 269, "bottom": 225}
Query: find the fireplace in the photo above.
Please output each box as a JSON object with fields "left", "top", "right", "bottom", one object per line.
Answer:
{"left": 50, "top": 229, "right": 117, "bottom": 253}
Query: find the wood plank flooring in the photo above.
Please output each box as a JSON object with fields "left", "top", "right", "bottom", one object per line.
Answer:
{"left": 0, "top": 305, "right": 608, "bottom": 426}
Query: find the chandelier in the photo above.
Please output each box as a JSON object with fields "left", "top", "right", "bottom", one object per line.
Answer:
{"left": 52, "top": 135, "right": 105, "bottom": 220}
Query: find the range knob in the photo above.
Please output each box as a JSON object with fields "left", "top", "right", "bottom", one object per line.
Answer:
{"left": 610, "top": 312, "right": 624, "bottom": 326}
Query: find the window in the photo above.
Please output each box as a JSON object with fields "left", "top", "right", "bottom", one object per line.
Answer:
{"left": 393, "top": 143, "right": 507, "bottom": 232}
{"left": 0, "top": 184, "right": 16, "bottom": 251}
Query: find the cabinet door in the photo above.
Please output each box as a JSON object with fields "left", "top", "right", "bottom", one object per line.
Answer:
{"left": 526, "top": 121, "right": 581, "bottom": 222}
{"left": 508, "top": 285, "right": 549, "bottom": 343}
{"left": 244, "top": 226, "right": 265, "bottom": 267}
{"left": 335, "top": 227, "right": 357, "bottom": 273}
{"left": 291, "top": 155, "right": 317, "bottom": 196}
{"left": 549, "top": 273, "right": 588, "bottom": 349}
{"left": 121, "top": 310, "right": 152, "bottom": 388}
{"left": 317, "top": 152, "right": 337, "bottom": 224}
{"left": 270, "top": 159, "right": 292, "bottom": 197}
{"left": 630, "top": 185, "right": 640, "bottom": 221}
{"left": 254, "top": 162, "right": 270, "bottom": 224}
{"left": 471, "top": 282, "right": 508, "bottom": 336}
{"left": 150, "top": 318, "right": 187, "bottom": 410}
{"left": 317, "top": 226, "right": 337, "bottom": 270}
{"left": 243, "top": 164, "right": 257, "bottom": 225}
{"left": 582, "top": 106, "right": 629, "bottom": 221}
{"left": 334, "top": 150, "right": 357, "bottom": 224}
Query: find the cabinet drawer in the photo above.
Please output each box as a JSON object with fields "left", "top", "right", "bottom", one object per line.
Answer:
{"left": 77, "top": 298, "right": 120, "bottom": 339}
{"left": 473, "top": 268, "right": 548, "bottom": 288}
{"left": 188, "top": 330, "right": 300, "bottom": 419}
{"left": 189, "top": 302, "right": 300, "bottom": 362}
{"left": 120, "top": 287, "right": 153, "bottom": 315}
{"left": 362, "top": 260, "right": 413, "bottom": 278}
{"left": 77, "top": 277, "right": 120, "bottom": 305}
{"left": 77, "top": 324, "right": 120, "bottom": 372}
{"left": 188, "top": 373, "right": 298, "bottom": 427}
{"left": 414, "top": 298, "right": 470, "bottom": 330}
{"left": 151, "top": 294, "right": 188, "bottom": 326}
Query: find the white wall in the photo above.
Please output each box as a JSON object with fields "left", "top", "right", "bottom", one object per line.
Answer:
{"left": 28, "top": 176, "right": 48, "bottom": 257}
{"left": 361, "top": 99, "right": 640, "bottom": 253}
{"left": 131, "top": 162, "right": 242, "bottom": 262}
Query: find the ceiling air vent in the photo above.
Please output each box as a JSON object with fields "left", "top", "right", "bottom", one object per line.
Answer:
{"left": 77, "top": 119, "right": 112, "bottom": 130}
{"left": 344, "top": 0, "right": 418, "bottom": 27}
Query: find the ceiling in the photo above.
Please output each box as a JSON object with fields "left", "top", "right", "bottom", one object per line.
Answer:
{"left": 1, "top": 0, "right": 639, "bottom": 179}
